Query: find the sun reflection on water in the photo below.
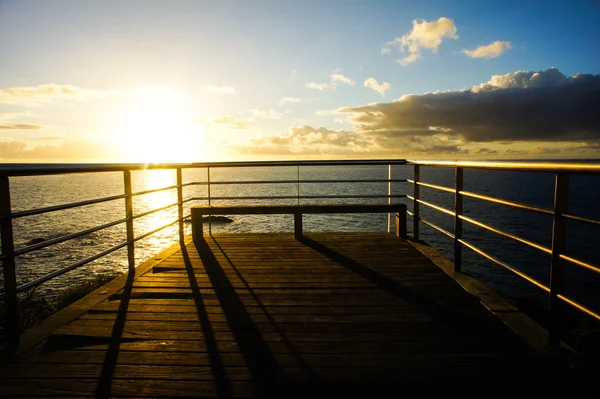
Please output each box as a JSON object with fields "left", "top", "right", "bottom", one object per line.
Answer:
{"left": 138, "top": 169, "right": 178, "bottom": 237}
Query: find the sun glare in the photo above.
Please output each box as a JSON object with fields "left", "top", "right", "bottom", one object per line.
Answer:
{"left": 113, "top": 88, "right": 209, "bottom": 163}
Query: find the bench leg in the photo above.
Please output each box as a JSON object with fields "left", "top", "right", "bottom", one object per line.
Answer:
{"left": 192, "top": 210, "right": 204, "bottom": 242}
{"left": 395, "top": 211, "right": 407, "bottom": 239}
{"left": 294, "top": 212, "right": 303, "bottom": 240}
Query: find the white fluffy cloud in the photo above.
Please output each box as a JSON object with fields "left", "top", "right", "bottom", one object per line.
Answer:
{"left": 364, "top": 78, "right": 391, "bottom": 96}
{"left": 278, "top": 97, "right": 302, "bottom": 106}
{"left": 306, "top": 82, "right": 329, "bottom": 91}
{"left": 0, "top": 84, "right": 116, "bottom": 105}
{"left": 384, "top": 17, "right": 458, "bottom": 65}
{"left": 203, "top": 85, "right": 236, "bottom": 94}
{"left": 462, "top": 41, "right": 512, "bottom": 59}
{"left": 329, "top": 73, "right": 356, "bottom": 87}
{"left": 212, "top": 116, "right": 251, "bottom": 130}
{"left": 306, "top": 73, "right": 356, "bottom": 91}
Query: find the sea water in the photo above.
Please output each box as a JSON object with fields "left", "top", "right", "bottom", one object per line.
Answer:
{"left": 1, "top": 163, "right": 599, "bottom": 320}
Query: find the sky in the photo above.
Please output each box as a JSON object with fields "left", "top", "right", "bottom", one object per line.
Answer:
{"left": 0, "top": 0, "right": 599, "bottom": 163}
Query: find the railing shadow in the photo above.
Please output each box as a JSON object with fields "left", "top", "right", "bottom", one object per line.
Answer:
{"left": 93, "top": 265, "right": 135, "bottom": 398}
{"left": 179, "top": 243, "right": 232, "bottom": 397}
{"left": 193, "top": 236, "right": 285, "bottom": 397}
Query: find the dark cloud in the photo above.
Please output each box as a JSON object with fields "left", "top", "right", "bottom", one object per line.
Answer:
{"left": 339, "top": 68, "right": 600, "bottom": 144}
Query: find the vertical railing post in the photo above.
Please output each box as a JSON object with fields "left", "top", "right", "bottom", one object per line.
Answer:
{"left": 207, "top": 167, "right": 212, "bottom": 235}
{"left": 413, "top": 164, "right": 420, "bottom": 240}
{"left": 387, "top": 164, "right": 392, "bottom": 233}
{"left": 549, "top": 172, "right": 569, "bottom": 345}
{"left": 177, "top": 168, "right": 184, "bottom": 243}
{"left": 454, "top": 167, "right": 463, "bottom": 272}
{"left": 0, "top": 175, "right": 19, "bottom": 344}
{"left": 123, "top": 170, "right": 135, "bottom": 272}
{"left": 297, "top": 165, "right": 300, "bottom": 205}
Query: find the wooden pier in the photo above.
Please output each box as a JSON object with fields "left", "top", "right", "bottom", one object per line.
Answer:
{"left": 0, "top": 233, "right": 590, "bottom": 397}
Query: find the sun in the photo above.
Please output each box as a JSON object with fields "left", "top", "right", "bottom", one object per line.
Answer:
{"left": 112, "top": 88, "right": 209, "bottom": 163}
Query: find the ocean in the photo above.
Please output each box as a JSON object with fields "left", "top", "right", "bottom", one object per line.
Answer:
{"left": 2, "top": 162, "right": 600, "bottom": 323}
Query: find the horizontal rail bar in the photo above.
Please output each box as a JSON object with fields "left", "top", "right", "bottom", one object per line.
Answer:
{"left": 0, "top": 217, "right": 128, "bottom": 260}
{"left": 132, "top": 184, "right": 179, "bottom": 197}
{"left": 459, "top": 214, "right": 552, "bottom": 255}
{"left": 187, "top": 179, "right": 408, "bottom": 186}
{"left": 1, "top": 241, "right": 129, "bottom": 298}
{"left": 459, "top": 238, "right": 549, "bottom": 292}
{"left": 558, "top": 294, "right": 600, "bottom": 322}
{"left": 182, "top": 197, "right": 195, "bottom": 204}
{"left": 418, "top": 217, "right": 455, "bottom": 239}
{"left": 406, "top": 195, "right": 455, "bottom": 217}
{"left": 562, "top": 212, "right": 600, "bottom": 226}
{"left": 0, "top": 159, "right": 408, "bottom": 176}
{"left": 408, "top": 160, "right": 600, "bottom": 174}
{"left": 133, "top": 202, "right": 178, "bottom": 220}
{"left": 10, "top": 194, "right": 126, "bottom": 219}
{"left": 133, "top": 218, "right": 180, "bottom": 243}
{"left": 407, "top": 180, "right": 455, "bottom": 194}
{"left": 559, "top": 254, "right": 600, "bottom": 275}
{"left": 459, "top": 190, "right": 554, "bottom": 216}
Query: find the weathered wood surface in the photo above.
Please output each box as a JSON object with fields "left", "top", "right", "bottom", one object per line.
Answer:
{"left": 0, "top": 233, "right": 585, "bottom": 397}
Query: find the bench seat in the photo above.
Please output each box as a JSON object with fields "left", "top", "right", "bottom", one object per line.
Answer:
{"left": 191, "top": 203, "right": 407, "bottom": 240}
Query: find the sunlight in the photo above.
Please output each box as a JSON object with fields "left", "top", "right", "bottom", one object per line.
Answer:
{"left": 139, "top": 169, "right": 178, "bottom": 233}
{"left": 113, "top": 88, "right": 209, "bottom": 163}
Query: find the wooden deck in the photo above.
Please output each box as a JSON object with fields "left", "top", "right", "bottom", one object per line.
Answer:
{"left": 0, "top": 233, "right": 587, "bottom": 397}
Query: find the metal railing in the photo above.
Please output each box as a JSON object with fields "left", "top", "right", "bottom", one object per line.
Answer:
{"left": 406, "top": 160, "right": 600, "bottom": 345}
{"left": 0, "top": 160, "right": 406, "bottom": 343}
{"left": 1, "top": 158, "right": 598, "bottom": 347}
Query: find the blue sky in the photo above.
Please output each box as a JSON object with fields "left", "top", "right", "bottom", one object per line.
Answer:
{"left": 0, "top": 0, "right": 599, "bottom": 162}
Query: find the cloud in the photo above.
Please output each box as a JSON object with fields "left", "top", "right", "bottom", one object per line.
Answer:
{"left": 329, "top": 73, "right": 356, "bottom": 87}
{"left": 338, "top": 68, "right": 600, "bottom": 144}
{"left": 0, "top": 84, "right": 115, "bottom": 105}
{"left": 306, "top": 82, "right": 329, "bottom": 91}
{"left": 462, "top": 41, "right": 512, "bottom": 59}
{"left": 235, "top": 125, "right": 374, "bottom": 155}
{"left": 381, "top": 48, "right": 391, "bottom": 55}
{"left": 212, "top": 116, "right": 251, "bottom": 130}
{"left": 245, "top": 109, "right": 284, "bottom": 120}
{"left": 0, "top": 139, "right": 113, "bottom": 162}
{"left": 383, "top": 17, "right": 458, "bottom": 65}
{"left": 203, "top": 85, "right": 236, "bottom": 94}
{"left": 0, "top": 124, "right": 43, "bottom": 130}
{"left": 278, "top": 97, "right": 302, "bottom": 106}
{"left": 306, "top": 73, "right": 356, "bottom": 92}
{"left": 364, "top": 78, "right": 391, "bottom": 96}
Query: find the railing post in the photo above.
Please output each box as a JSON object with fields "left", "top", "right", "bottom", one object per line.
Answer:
{"left": 207, "top": 167, "right": 212, "bottom": 235}
{"left": 454, "top": 167, "right": 463, "bottom": 272}
{"left": 123, "top": 170, "right": 135, "bottom": 272}
{"left": 549, "top": 172, "right": 569, "bottom": 346}
{"left": 177, "top": 168, "right": 184, "bottom": 243}
{"left": 387, "top": 164, "right": 392, "bottom": 233}
{"left": 413, "top": 164, "right": 420, "bottom": 240}
{"left": 297, "top": 165, "right": 300, "bottom": 205}
{"left": 0, "top": 175, "right": 19, "bottom": 345}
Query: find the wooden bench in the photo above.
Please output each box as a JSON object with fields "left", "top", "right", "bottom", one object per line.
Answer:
{"left": 191, "top": 203, "right": 407, "bottom": 241}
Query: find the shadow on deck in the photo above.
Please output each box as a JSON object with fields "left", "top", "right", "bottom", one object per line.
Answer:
{"left": 0, "top": 233, "right": 592, "bottom": 397}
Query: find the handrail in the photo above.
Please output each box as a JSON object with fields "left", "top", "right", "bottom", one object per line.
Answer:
{"left": 406, "top": 160, "right": 600, "bottom": 345}
{"left": 407, "top": 159, "right": 600, "bottom": 174}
